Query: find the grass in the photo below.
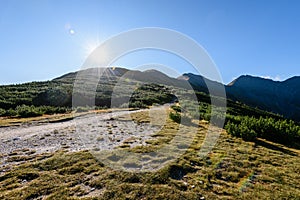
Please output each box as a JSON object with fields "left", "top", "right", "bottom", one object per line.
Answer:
{"left": 1, "top": 110, "right": 300, "bottom": 199}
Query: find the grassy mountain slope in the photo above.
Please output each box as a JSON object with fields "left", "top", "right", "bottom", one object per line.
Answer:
{"left": 1, "top": 110, "right": 299, "bottom": 199}
{"left": 0, "top": 67, "right": 300, "bottom": 199}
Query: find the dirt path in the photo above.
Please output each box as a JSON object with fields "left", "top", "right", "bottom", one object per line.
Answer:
{"left": 0, "top": 108, "right": 163, "bottom": 171}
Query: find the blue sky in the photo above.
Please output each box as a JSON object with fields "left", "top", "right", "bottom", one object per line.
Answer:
{"left": 0, "top": 0, "right": 299, "bottom": 84}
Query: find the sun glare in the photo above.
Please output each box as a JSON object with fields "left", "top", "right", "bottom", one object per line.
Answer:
{"left": 83, "top": 38, "right": 102, "bottom": 59}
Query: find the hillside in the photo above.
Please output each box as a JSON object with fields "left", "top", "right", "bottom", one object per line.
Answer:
{"left": 226, "top": 75, "right": 300, "bottom": 121}
{"left": 1, "top": 67, "right": 299, "bottom": 123}
{"left": 0, "top": 67, "right": 300, "bottom": 199}
{"left": 180, "top": 73, "right": 300, "bottom": 122}
{"left": 1, "top": 67, "right": 299, "bottom": 146}
{"left": 0, "top": 109, "right": 299, "bottom": 199}
{"left": 0, "top": 67, "right": 182, "bottom": 111}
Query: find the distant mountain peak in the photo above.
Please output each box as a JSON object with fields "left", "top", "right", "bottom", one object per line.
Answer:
{"left": 227, "top": 75, "right": 279, "bottom": 87}
{"left": 226, "top": 74, "right": 300, "bottom": 121}
{"left": 282, "top": 76, "right": 300, "bottom": 84}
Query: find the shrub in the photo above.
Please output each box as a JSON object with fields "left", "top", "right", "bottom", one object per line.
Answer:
{"left": 6, "top": 108, "right": 17, "bottom": 116}
{"left": 16, "top": 105, "right": 42, "bottom": 118}
{"left": 225, "top": 115, "right": 300, "bottom": 144}
{"left": 129, "top": 101, "right": 147, "bottom": 108}
{"left": 0, "top": 105, "right": 69, "bottom": 118}
{"left": 170, "top": 105, "right": 181, "bottom": 112}
{"left": 225, "top": 121, "right": 257, "bottom": 141}
{"left": 0, "top": 108, "right": 6, "bottom": 116}
{"left": 225, "top": 122, "right": 240, "bottom": 137}
{"left": 169, "top": 111, "right": 181, "bottom": 123}
{"left": 240, "top": 126, "right": 257, "bottom": 141}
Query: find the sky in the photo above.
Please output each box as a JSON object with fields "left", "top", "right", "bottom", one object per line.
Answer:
{"left": 0, "top": 0, "right": 300, "bottom": 85}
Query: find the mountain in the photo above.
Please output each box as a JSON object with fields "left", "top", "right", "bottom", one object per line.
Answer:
{"left": 58, "top": 68, "right": 300, "bottom": 121}
{"left": 1, "top": 67, "right": 299, "bottom": 122}
{"left": 181, "top": 72, "right": 300, "bottom": 121}
{"left": 0, "top": 67, "right": 194, "bottom": 110}
{"left": 53, "top": 67, "right": 130, "bottom": 83}
{"left": 54, "top": 67, "right": 194, "bottom": 90}
{"left": 178, "top": 73, "right": 225, "bottom": 97}
{"left": 225, "top": 75, "right": 300, "bottom": 121}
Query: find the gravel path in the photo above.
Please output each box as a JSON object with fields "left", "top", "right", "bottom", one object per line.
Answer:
{"left": 0, "top": 108, "right": 162, "bottom": 171}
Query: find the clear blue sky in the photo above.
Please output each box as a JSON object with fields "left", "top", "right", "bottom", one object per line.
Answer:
{"left": 1, "top": 0, "right": 299, "bottom": 85}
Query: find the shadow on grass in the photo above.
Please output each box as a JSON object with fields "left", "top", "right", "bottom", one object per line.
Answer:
{"left": 255, "top": 139, "right": 298, "bottom": 156}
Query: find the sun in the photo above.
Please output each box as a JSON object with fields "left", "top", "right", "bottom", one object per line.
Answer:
{"left": 81, "top": 36, "right": 113, "bottom": 67}
{"left": 84, "top": 41, "right": 99, "bottom": 57}
{"left": 83, "top": 37, "right": 102, "bottom": 59}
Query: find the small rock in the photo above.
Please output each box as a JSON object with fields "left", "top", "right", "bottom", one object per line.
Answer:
{"left": 13, "top": 137, "right": 20, "bottom": 141}
{"left": 200, "top": 197, "right": 205, "bottom": 200}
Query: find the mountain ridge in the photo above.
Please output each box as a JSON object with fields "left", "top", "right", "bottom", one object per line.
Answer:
{"left": 53, "top": 67, "right": 300, "bottom": 121}
{"left": 1, "top": 67, "right": 299, "bottom": 121}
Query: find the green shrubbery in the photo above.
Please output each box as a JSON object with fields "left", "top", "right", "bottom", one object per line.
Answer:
{"left": 170, "top": 105, "right": 181, "bottom": 112}
{"left": 0, "top": 108, "right": 6, "bottom": 116}
{"left": 129, "top": 101, "right": 148, "bottom": 108}
{"left": 170, "top": 99, "right": 300, "bottom": 145}
{"left": 225, "top": 122, "right": 257, "bottom": 141}
{"left": 0, "top": 105, "right": 69, "bottom": 118}
{"left": 0, "top": 81, "right": 175, "bottom": 116}
{"left": 15, "top": 105, "right": 42, "bottom": 117}
{"left": 168, "top": 104, "right": 193, "bottom": 125}
{"left": 190, "top": 100, "right": 300, "bottom": 144}
{"left": 225, "top": 116, "right": 300, "bottom": 144}
{"left": 169, "top": 111, "right": 181, "bottom": 123}
{"left": 129, "top": 83, "right": 175, "bottom": 108}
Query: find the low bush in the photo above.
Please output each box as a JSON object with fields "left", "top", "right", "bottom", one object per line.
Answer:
{"left": 129, "top": 101, "right": 147, "bottom": 108}
{"left": 16, "top": 105, "right": 42, "bottom": 118}
{"left": 169, "top": 111, "right": 181, "bottom": 123}
{"left": 225, "top": 115, "right": 300, "bottom": 144}
{"left": 0, "top": 105, "right": 69, "bottom": 118}
{"left": 0, "top": 108, "right": 6, "bottom": 116}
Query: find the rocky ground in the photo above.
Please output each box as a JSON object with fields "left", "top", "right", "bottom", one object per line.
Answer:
{"left": 0, "top": 108, "right": 163, "bottom": 173}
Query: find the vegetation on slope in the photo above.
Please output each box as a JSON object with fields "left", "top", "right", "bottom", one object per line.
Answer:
{"left": 1, "top": 110, "right": 299, "bottom": 199}
{"left": 0, "top": 81, "right": 175, "bottom": 118}
{"left": 168, "top": 93, "right": 300, "bottom": 148}
{"left": 1, "top": 68, "right": 300, "bottom": 199}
